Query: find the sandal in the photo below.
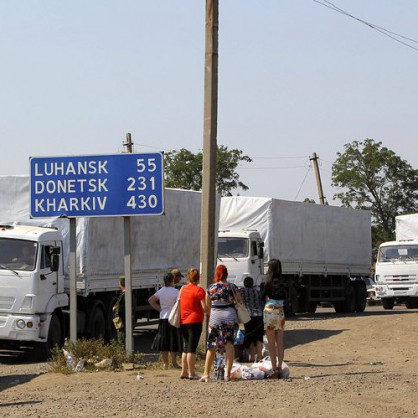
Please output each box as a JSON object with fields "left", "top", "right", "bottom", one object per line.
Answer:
{"left": 180, "top": 375, "right": 188, "bottom": 379}
{"left": 188, "top": 375, "right": 200, "bottom": 380}
{"left": 199, "top": 375, "right": 210, "bottom": 383}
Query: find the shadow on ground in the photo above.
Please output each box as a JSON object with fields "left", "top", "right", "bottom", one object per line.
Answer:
{"left": 285, "top": 328, "right": 347, "bottom": 349}
{"left": 0, "top": 373, "right": 42, "bottom": 394}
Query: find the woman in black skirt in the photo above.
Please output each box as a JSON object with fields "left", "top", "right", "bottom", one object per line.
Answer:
{"left": 148, "top": 273, "right": 182, "bottom": 369}
{"left": 241, "top": 276, "right": 264, "bottom": 362}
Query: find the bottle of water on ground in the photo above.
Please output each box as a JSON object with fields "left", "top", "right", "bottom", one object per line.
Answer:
{"left": 63, "top": 349, "right": 75, "bottom": 369}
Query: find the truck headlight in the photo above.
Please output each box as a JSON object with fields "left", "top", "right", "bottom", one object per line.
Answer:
{"left": 16, "top": 319, "right": 26, "bottom": 329}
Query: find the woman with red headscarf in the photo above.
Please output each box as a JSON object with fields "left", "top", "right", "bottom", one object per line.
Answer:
{"left": 200, "top": 264, "right": 242, "bottom": 382}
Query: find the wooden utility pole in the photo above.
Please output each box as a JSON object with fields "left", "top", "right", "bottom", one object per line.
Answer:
{"left": 200, "top": 0, "right": 219, "bottom": 290}
{"left": 310, "top": 152, "right": 326, "bottom": 205}
{"left": 123, "top": 132, "right": 134, "bottom": 355}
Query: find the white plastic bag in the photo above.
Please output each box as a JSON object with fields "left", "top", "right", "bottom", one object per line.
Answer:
{"left": 281, "top": 361, "right": 290, "bottom": 379}
{"left": 242, "top": 366, "right": 265, "bottom": 380}
{"left": 230, "top": 362, "right": 243, "bottom": 381}
{"left": 251, "top": 357, "right": 290, "bottom": 378}
{"left": 252, "top": 356, "right": 273, "bottom": 372}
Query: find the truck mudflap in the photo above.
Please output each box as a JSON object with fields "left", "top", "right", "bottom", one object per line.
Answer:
{"left": 0, "top": 314, "right": 42, "bottom": 342}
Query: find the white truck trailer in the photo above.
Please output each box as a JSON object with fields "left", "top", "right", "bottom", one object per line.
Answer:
{"left": 0, "top": 175, "right": 202, "bottom": 355}
{"left": 375, "top": 214, "right": 418, "bottom": 309}
{"left": 218, "top": 196, "right": 372, "bottom": 314}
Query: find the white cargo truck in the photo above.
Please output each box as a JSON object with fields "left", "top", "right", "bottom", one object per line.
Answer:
{"left": 375, "top": 214, "right": 418, "bottom": 309}
{"left": 218, "top": 196, "right": 372, "bottom": 314}
{"left": 0, "top": 175, "right": 202, "bottom": 356}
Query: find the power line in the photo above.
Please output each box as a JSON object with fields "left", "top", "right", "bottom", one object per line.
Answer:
{"left": 250, "top": 155, "right": 308, "bottom": 160}
{"left": 294, "top": 165, "right": 312, "bottom": 200}
{"left": 313, "top": 0, "right": 418, "bottom": 52}
{"left": 238, "top": 165, "right": 308, "bottom": 170}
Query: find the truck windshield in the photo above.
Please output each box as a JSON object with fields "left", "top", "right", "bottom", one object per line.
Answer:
{"left": 217, "top": 238, "right": 249, "bottom": 258}
{"left": 0, "top": 238, "right": 37, "bottom": 271}
{"left": 378, "top": 245, "right": 418, "bottom": 262}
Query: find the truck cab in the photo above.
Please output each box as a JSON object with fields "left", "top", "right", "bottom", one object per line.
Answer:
{"left": 217, "top": 230, "right": 265, "bottom": 287}
{"left": 375, "top": 240, "right": 418, "bottom": 309}
{"left": 0, "top": 224, "right": 67, "bottom": 352}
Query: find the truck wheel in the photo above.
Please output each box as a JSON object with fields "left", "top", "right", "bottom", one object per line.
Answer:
{"left": 342, "top": 284, "right": 355, "bottom": 313}
{"left": 382, "top": 298, "right": 395, "bottom": 310}
{"left": 405, "top": 298, "right": 418, "bottom": 309}
{"left": 306, "top": 302, "right": 317, "bottom": 314}
{"left": 37, "top": 313, "right": 63, "bottom": 360}
{"left": 354, "top": 283, "right": 367, "bottom": 312}
{"left": 89, "top": 306, "right": 106, "bottom": 340}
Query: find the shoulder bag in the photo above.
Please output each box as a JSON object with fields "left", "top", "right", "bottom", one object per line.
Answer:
{"left": 168, "top": 287, "right": 183, "bottom": 328}
{"left": 231, "top": 284, "right": 251, "bottom": 324}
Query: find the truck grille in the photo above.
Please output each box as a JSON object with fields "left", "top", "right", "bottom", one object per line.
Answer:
{"left": 0, "top": 296, "right": 15, "bottom": 310}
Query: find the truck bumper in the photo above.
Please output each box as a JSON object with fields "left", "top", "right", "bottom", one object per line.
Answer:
{"left": 375, "top": 283, "right": 418, "bottom": 298}
{"left": 0, "top": 314, "right": 42, "bottom": 342}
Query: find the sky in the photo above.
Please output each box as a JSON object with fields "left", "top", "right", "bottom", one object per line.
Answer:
{"left": 1, "top": 0, "right": 418, "bottom": 204}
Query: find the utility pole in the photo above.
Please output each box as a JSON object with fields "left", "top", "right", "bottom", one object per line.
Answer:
{"left": 123, "top": 132, "right": 134, "bottom": 355}
{"left": 310, "top": 152, "right": 326, "bottom": 205}
{"left": 200, "top": 0, "right": 219, "bottom": 290}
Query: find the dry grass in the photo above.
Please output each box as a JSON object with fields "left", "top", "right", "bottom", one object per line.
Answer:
{"left": 50, "top": 339, "right": 145, "bottom": 374}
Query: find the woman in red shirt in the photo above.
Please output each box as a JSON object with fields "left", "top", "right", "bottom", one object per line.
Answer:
{"left": 179, "top": 268, "right": 206, "bottom": 379}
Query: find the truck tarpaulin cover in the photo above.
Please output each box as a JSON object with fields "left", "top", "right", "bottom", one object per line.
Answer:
{"left": 220, "top": 196, "right": 371, "bottom": 275}
{"left": 396, "top": 214, "right": 418, "bottom": 241}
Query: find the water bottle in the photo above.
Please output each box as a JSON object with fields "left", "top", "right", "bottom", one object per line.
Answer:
{"left": 75, "top": 360, "right": 84, "bottom": 372}
{"left": 63, "top": 349, "right": 75, "bottom": 368}
{"left": 214, "top": 354, "right": 225, "bottom": 381}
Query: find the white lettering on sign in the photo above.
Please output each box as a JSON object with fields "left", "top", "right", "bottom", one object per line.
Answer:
{"left": 34, "top": 197, "right": 108, "bottom": 213}
{"left": 34, "top": 178, "right": 109, "bottom": 194}
{"left": 34, "top": 160, "right": 109, "bottom": 177}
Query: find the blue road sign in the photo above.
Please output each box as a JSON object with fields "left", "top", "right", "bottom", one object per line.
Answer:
{"left": 30, "top": 153, "right": 164, "bottom": 218}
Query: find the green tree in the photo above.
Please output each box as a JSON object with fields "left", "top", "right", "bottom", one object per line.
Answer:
{"left": 332, "top": 139, "right": 418, "bottom": 248}
{"left": 164, "top": 145, "right": 252, "bottom": 196}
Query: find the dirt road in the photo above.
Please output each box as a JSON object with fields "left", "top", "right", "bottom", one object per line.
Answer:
{"left": 1, "top": 306, "right": 417, "bottom": 418}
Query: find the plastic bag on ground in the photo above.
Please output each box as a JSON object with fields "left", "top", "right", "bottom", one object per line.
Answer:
{"left": 231, "top": 362, "right": 243, "bottom": 381}
{"left": 252, "top": 356, "right": 273, "bottom": 372}
{"left": 251, "top": 357, "right": 290, "bottom": 379}
{"left": 281, "top": 361, "right": 290, "bottom": 378}
{"left": 242, "top": 366, "right": 265, "bottom": 380}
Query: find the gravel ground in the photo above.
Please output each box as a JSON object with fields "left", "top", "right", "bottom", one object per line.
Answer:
{"left": 1, "top": 305, "right": 417, "bottom": 418}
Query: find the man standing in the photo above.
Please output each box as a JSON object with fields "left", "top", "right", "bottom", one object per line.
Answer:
{"left": 171, "top": 268, "right": 184, "bottom": 288}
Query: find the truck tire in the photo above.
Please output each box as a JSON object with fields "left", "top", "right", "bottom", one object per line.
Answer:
{"left": 382, "top": 298, "right": 395, "bottom": 310}
{"left": 306, "top": 302, "right": 317, "bottom": 314}
{"left": 88, "top": 305, "right": 106, "bottom": 340}
{"left": 405, "top": 298, "right": 418, "bottom": 309}
{"left": 37, "top": 313, "right": 63, "bottom": 360}
{"left": 354, "top": 282, "right": 367, "bottom": 312}
{"left": 342, "top": 284, "right": 355, "bottom": 313}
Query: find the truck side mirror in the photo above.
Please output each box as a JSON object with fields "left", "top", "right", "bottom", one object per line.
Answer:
{"left": 50, "top": 254, "right": 60, "bottom": 272}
